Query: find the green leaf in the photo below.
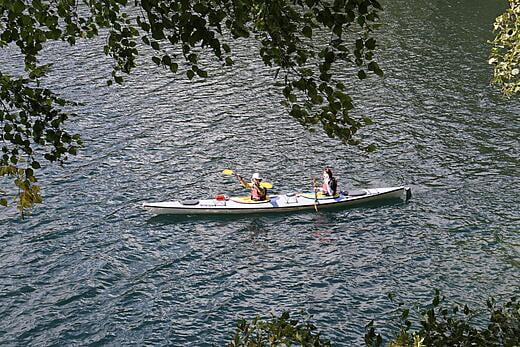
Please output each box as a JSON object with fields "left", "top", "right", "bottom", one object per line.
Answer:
{"left": 13, "top": 0, "right": 26, "bottom": 14}
{"left": 152, "top": 56, "right": 161, "bottom": 66}
{"left": 0, "top": 198, "right": 7, "bottom": 207}
{"left": 302, "top": 26, "right": 312, "bottom": 38}
{"left": 357, "top": 70, "right": 367, "bottom": 79}
{"left": 187, "top": 53, "right": 197, "bottom": 64}
{"left": 333, "top": 24, "right": 342, "bottom": 37}
{"left": 365, "top": 38, "right": 376, "bottom": 50}
{"left": 367, "top": 61, "right": 379, "bottom": 72}
{"left": 187, "top": 70, "right": 195, "bottom": 80}
{"left": 46, "top": 29, "right": 62, "bottom": 40}
{"left": 139, "top": 21, "right": 150, "bottom": 32}
{"left": 196, "top": 68, "right": 208, "bottom": 78}
{"left": 365, "top": 144, "right": 376, "bottom": 152}
{"left": 320, "top": 73, "right": 332, "bottom": 81}
{"left": 162, "top": 55, "right": 171, "bottom": 66}
{"left": 193, "top": 3, "right": 208, "bottom": 14}
{"left": 363, "top": 116, "right": 373, "bottom": 125}
{"left": 355, "top": 38, "right": 364, "bottom": 50}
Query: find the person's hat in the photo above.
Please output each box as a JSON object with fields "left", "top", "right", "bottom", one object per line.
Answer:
{"left": 252, "top": 172, "right": 262, "bottom": 180}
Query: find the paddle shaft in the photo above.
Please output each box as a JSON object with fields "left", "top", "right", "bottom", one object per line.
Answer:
{"left": 312, "top": 176, "right": 319, "bottom": 212}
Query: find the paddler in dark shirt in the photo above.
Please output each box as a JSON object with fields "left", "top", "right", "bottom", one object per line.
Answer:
{"left": 321, "top": 167, "right": 338, "bottom": 196}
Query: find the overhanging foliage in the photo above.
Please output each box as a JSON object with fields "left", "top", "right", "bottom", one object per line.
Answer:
{"left": 490, "top": 0, "right": 520, "bottom": 96}
{"left": 1, "top": 0, "right": 384, "bottom": 212}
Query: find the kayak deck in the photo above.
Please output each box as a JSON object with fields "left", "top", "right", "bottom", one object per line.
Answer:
{"left": 143, "top": 186, "right": 411, "bottom": 215}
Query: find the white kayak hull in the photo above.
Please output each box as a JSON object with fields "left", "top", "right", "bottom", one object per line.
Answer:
{"left": 143, "top": 186, "right": 411, "bottom": 215}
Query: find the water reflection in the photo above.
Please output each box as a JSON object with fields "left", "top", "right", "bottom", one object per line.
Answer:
{"left": 1, "top": 0, "right": 519, "bottom": 345}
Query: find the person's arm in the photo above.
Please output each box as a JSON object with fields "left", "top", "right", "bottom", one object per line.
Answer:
{"left": 259, "top": 185, "right": 267, "bottom": 199}
{"left": 237, "top": 175, "right": 251, "bottom": 188}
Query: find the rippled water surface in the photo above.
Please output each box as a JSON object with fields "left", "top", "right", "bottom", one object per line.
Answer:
{"left": 1, "top": 0, "right": 519, "bottom": 345}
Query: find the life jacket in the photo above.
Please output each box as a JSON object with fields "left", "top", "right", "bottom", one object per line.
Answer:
{"left": 251, "top": 183, "right": 267, "bottom": 201}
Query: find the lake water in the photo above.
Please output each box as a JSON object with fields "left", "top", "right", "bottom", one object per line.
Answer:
{"left": 1, "top": 0, "right": 519, "bottom": 345}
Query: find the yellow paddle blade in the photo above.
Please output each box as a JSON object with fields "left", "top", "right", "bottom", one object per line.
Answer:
{"left": 260, "top": 182, "right": 273, "bottom": 189}
{"left": 223, "top": 169, "right": 272, "bottom": 187}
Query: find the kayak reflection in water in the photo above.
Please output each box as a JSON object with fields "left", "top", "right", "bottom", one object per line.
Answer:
{"left": 321, "top": 167, "right": 338, "bottom": 196}
{"left": 238, "top": 172, "right": 268, "bottom": 201}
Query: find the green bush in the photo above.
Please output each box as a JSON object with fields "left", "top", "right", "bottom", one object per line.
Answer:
{"left": 230, "top": 292, "right": 519, "bottom": 346}
{"left": 365, "top": 290, "right": 520, "bottom": 347}
{"left": 229, "top": 311, "right": 331, "bottom": 346}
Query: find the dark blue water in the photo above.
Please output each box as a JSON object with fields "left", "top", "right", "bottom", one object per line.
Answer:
{"left": 1, "top": 0, "right": 519, "bottom": 345}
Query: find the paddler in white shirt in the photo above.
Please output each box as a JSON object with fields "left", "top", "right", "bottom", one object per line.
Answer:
{"left": 238, "top": 172, "right": 268, "bottom": 201}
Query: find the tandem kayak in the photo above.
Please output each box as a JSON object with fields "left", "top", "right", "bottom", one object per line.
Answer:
{"left": 143, "top": 186, "right": 412, "bottom": 215}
